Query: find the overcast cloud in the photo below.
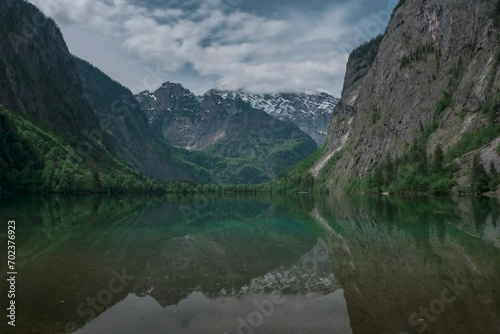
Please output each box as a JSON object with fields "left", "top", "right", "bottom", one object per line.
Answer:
{"left": 28, "top": 0, "right": 398, "bottom": 96}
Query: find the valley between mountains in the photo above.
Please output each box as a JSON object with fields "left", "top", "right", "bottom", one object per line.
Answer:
{"left": 0, "top": 0, "right": 499, "bottom": 196}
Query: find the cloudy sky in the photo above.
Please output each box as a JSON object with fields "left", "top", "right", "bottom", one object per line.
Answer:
{"left": 28, "top": 0, "right": 398, "bottom": 96}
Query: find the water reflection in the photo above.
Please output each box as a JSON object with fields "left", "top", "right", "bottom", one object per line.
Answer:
{"left": 76, "top": 291, "right": 351, "bottom": 334}
{"left": 0, "top": 194, "right": 499, "bottom": 334}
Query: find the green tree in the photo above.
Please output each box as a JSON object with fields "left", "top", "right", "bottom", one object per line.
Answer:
{"left": 384, "top": 156, "right": 395, "bottom": 187}
{"left": 410, "top": 140, "right": 428, "bottom": 175}
{"left": 373, "top": 166, "right": 384, "bottom": 191}
{"left": 433, "top": 144, "right": 444, "bottom": 173}
{"left": 489, "top": 160, "right": 499, "bottom": 190}
{"left": 471, "top": 154, "right": 489, "bottom": 193}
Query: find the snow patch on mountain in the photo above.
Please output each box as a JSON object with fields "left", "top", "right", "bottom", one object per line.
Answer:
{"left": 208, "top": 90, "right": 339, "bottom": 145}
{"left": 138, "top": 83, "right": 338, "bottom": 145}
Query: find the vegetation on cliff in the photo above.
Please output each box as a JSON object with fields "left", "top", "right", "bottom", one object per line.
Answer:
{"left": 0, "top": 106, "right": 165, "bottom": 193}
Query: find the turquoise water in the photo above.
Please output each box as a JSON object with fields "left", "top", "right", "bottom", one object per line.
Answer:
{"left": 0, "top": 194, "right": 499, "bottom": 334}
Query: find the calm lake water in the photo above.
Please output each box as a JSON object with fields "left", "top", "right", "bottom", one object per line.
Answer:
{"left": 0, "top": 194, "right": 499, "bottom": 334}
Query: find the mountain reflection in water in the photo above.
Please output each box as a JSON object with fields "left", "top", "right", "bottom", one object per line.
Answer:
{"left": 0, "top": 194, "right": 499, "bottom": 334}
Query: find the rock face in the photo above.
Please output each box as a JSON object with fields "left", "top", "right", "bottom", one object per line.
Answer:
{"left": 213, "top": 91, "right": 339, "bottom": 145}
{"left": 0, "top": 0, "right": 99, "bottom": 141}
{"left": 137, "top": 83, "right": 318, "bottom": 181}
{"left": 317, "top": 0, "right": 500, "bottom": 189}
{"left": 139, "top": 87, "right": 337, "bottom": 146}
{"left": 138, "top": 83, "right": 203, "bottom": 150}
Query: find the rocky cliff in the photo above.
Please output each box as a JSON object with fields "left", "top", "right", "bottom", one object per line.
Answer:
{"left": 137, "top": 83, "right": 318, "bottom": 182}
{"left": 211, "top": 91, "right": 339, "bottom": 145}
{"left": 0, "top": 0, "right": 98, "bottom": 142}
{"left": 315, "top": 0, "right": 500, "bottom": 192}
{"left": 139, "top": 86, "right": 337, "bottom": 146}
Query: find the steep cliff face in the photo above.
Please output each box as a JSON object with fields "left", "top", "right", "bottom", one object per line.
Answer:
{"left": 211, "top": 91, "right": 339, "bottom": 145}
{"left": 138, "top": 82, "right": 202, "bottom": 149}
{"left": 318, "top": 0, "right": 500, "bottom": 191}
{"left": 0, "top": 0, "right": 98, "bottom": 141}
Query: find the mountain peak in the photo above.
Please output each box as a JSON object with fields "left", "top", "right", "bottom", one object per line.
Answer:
{"left": 160, "top": 81, "right": 187, "bottom": 90}
{"left": 156, "top": 81, "right": 194, "bottom": 95}
{"left": 137, "top": 82, "right": 197, "bottom": 104}
{"left": 200, "top": 89, "right": 338, "bottom": 145}
{"left": 138, "top": 83, "right": 338, "bottom": 146}
{"left": 202, "top": 88, "right": 242, "bottom": 98}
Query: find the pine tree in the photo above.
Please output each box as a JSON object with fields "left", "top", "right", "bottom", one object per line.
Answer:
{"left": 373, "top": 166, "right": 384, "bottom": 191}
{"left": 384, "top": 156, "right": 395, "bottom": 187}
{"left": 414, "top": 144, "right": 428, "bottom": 175}
{"left": 433, "top": 144, "right": 444, "bottom": 173}
{"left": 489, "top": 160, "right": 499, "bottom": 190}
{"left": 471, "top": 154, "right": 488, "bottom": 193}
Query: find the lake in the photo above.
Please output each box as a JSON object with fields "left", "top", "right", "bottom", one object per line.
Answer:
{"left": 0, "top": 194, "right": 499, "bottom": 334}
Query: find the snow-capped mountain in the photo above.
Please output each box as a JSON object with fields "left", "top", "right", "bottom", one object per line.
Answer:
{"left": 210, "top": 91, "right": 339, "bottom": 145}
{"left": 138, "top": 84, "right": 338, "bottom": 145}
{"left": 236, "top": 240, "right": 340, "bottom": 295}
{"left": 136, "top": 83, "right": 318, "bottom": 183}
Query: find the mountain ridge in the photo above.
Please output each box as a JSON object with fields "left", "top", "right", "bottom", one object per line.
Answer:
{"left": 137, "top": 82, "right": 319, "bottom": 182}
{"left": 138, "top": 84, "right": 338, "bottom": 145}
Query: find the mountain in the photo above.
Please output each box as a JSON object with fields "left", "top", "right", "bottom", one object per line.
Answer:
{"left": 0, "top": 0, "right": 318, "bottom": 190}
{"left": 138, "top": 86, "right": 337, "bottom": 147}
{"left": 0, "top": 0, "right": 98, "bottom": 142}
{"left": 0, "top": 0, "right": 202, "bottom": 192}
{"left": 72, "top": 56, "right": 203, "bottom": 182}
{"left": 137, "top": 82, "right": 202, "bottom": 150}
{"left": 309, "top": 0, "right": 500, "bottom": 194}
{"left": 209, "top": 91, "right": 339, "bottom": 145}
{"left": 137, "top": 83, "right": 318, "bottom": 182}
